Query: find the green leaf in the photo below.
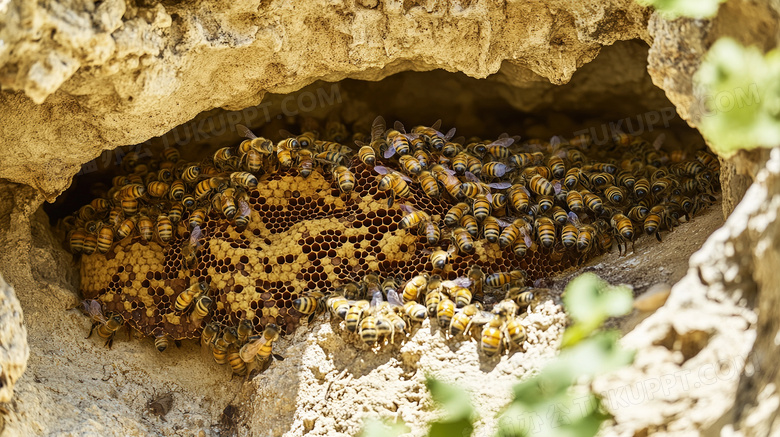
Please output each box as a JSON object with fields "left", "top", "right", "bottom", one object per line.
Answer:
{"left": 602, "top": 286, "right": 633, "bottom": 317}
{"left": 695, "top": 38, "right": 780, "bottom": 156}
{"left": 429, "top": 418, "right": 474, "bottom": 437}
{"left": 635, "top": 0, "right": 726, "bottom": 19}
{"left": 359, "top": 418, "right": 410, "bottom": 437}
{"left": 563, "top": 274, "right": 605, "bottom": 324}
{"left": 425, "top": 377, "right": 474, "bottom": 420}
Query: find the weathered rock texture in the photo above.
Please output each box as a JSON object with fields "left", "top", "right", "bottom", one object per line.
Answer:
{"left": 0, "top": 275, "right": 28, "bottom": 404}
{"left": 0, "top": 0, "right": 651, "bottom": 200}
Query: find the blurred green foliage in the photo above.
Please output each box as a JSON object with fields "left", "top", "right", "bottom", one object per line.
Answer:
{"left": 635, "top": 0, "right": 726, "bottom": 19}
{"left": 695, "top": 38, "right": 780, "bottom": 157}
{"left": 360, "top": 273, "right": 634, "bottom": 437}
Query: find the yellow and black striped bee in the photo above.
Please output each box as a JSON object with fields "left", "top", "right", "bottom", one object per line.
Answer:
{"left": 627, "top": 205, "right": 649, "bottom": 223}
{"left": 644, "top": 205, "right": 665, "bottom": 242}
{"left": 508, "top": 184, "right": 531, "bottom": 213}
{"left": 146, "top": 181, "right": 169, "bottom": 199}
{"left": 191, "top": 296, "right": 213, "bottom": 323}
{"left": 155, "top": 214, "right": 173, "bottom": 243}
{"left": 528, "top": 174, "right": 554, "bottom": 196}
{"left": 201, "top": 322, "right": 220, "bottom": 348}
{"left": 576, "top": 224, "right": 596, "bottom": 254}
{"left": 118, "top": 184, "right": 146, "bottom": 201}
{"left": 604, "top": 186, "right": 626, "bottom": 205}
{"left": 581, "top": 190, "right": 604, "bottom": 215}
{"left": 633, "top": 178, "right": 650, "bottom": 199}
{"left": 444, "top": 202, "right": 470, "bottom": 227}
{"left": 402, "top": 273, "right": 430, "bottom": 303}
{"left": 472, "top": 194, "right": 492, "bottom": 222}
{"left": 359, "top": 315, "right": 379, "bottom": 346}
{"left": 293, "top": 291, "right": 327, "bottom": 324}
{"left": 510, "top": 152, "right": 545, "bottom": 169}
{"left": 398, "top": 204, "right": 431, "bottom": 230}
{"left": 404, "top": 301, "right": 427, "bottom": 324}
{"left": 504, "top": 317, "right": 526, "bottom": 349}
{"left": 154, "top": 334, "right": 171, "bottom": 353}
{"left": 417, "top": 171, "right": 440, "bottom": 198}
{"left": 68, "top": 229, "right": 87, "bottom": 253}
{"left": 230, "top": 171, "right": 259, "bottom": 189}
{"left": 327, "top": 295, "right": 350, "bottom": 320}
{"left": 436, "top": 297, "right": 456, "bottom": 328}
{"left": 356, "top": 141, "right": 376, "bottom": 166}
{"left": 239, "top": 324, "right": 283, "bottom": 364}
{"left": 82, "top": 299, "right": 124, "bottom": 348}
{"left": 399, "top": 155, "right": 423, "bottom": 176}
{"left": 485, "top": 270, "right": 527, "bottom": 288}
{"left": 169, "top": 180, "right": 186, "bottom": 201}
{"left": 375, "top": 166, "right": 412, "bottom": 206}
{"left": 82, "top": 233, "right": 98, "bottom": 255}
{"left": 181, "top": 164, "right": 201, "bottom": 183}
{"left": 175, "top": 281, "right": 209, "bottom": 313}
{"left": 345, "top": 300, "right": 370, "bottom": 333}
{"left": 589, "top": 172, "right": 615, "bottom": 190}
{"left": 485, "top": 136, "right": 515, "bottom": 161}
{"left": 551, "top": 206, "right": 568, "bottom": 226}
{"left": 695, "top": 150, "right": 720, "bottom": 171}
{"left": 211, "top": 337, "right": 229, "bottom": 365}
{"left": 332, "top": 166, "right": 355, "bottom": 194}
{"left": 482, "top": 216, "right": 502, "bottom": 244}
{"left": 505, "top": 286, "right": 535, "bottom": 309}
{"left": 459, "top": 214, "right": 479, "bottom": 239}
{"left": 482, "top": 162, "right": 512, "bottom": 179}
{"left": 115, "top": 217, "right": 135, "bottom": 240}
{"left": 467, "top": 265, "right": 485, "bottom": 302}
{"left": 450, "top": 227, "right": 474, "bottom": 253}
{"left": 537, "top": 195, "right": 554, "bottom": 214}
{"left": 452, "top": 152, "right": 470, "bottom": 175}
{"left": 96, "top": 224, "right": 114, "bottom": 254}
{"left": 430, "top": 245, "right": 458, "bottom": 270}
{"left": 535, "top": 217, "right": 556, "bottom": 248}
{"left": 615, "top": 171, "right": 636, "bottom": 190}
{"left": 481, "top": 313, "right": 508, "bottom": 357}
{"left": 611, "top": 212, "right": 635, "bottom": 255}
{"left": 420, "top": 220, "right": 441, "bottom": 245}
{"left": 547, "top": 155, "right": 566, "bottom": 179}
{"left": 561, "top": 212, "right": 580, "bottom": 248}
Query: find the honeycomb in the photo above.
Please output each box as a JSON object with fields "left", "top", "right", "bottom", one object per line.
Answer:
{"left": 66, "top": 115, "right": 720, "bottom": 358}
{"left": 79, "top": 158, "right": 578, "bottom": 340}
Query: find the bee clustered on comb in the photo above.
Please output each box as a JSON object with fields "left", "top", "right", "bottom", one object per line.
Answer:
{"left": 64, "top": 114, "right": 720, "bottom": 366}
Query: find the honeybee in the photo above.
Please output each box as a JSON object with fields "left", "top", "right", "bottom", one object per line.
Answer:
{"left": 576, "top": 224, "right": 596, "bottom": 254}
{"left": 384, "top": 124, "right": 412, "bottom": 158}
{"left": 175, "top": 281, "right": 209, "bottom": 313}
{"left": 227, "top": 346, "right": 248, "bottom": 376}
{"left": 191, "top": 295, "right": 212, "bottom": 323}
{"left": 450, "top": 285, "right": 472, "bottom": 308}
{"left": 137, "top": 215, "right": 154, "bottom": 242}
{"left": 485, "top": 136, "right": 515, "bottom": 161}
{"left": 695, "top": 150, "right": 720, "bottom": 171}
{"left": 201, "top": 322, "right": 220, "bottom": 347}
{"left": 444, "top": 202, "right": 470, "bottom": 227}
{"left": 472, "top": 194, "right": 492, "bottom": 222}
{"left": 505, "top": 286, "right": 535, "bottom": 308}
{"left": 327, "top": 295, "right": 350, "bottom": 320}
{"left": 359, "top": 315, "right": 379, "bottom": 346}
{"left": 119, "top": 198, "right": 138, "bottom": 216}
{"left": 581, "top": 190, "right": 604, "bottom": 215}
{"left": 154, "top": 334, "right": 170, "bottom": 352}
{"left": 411, "top": 120, "right": 456, "bottom": 151}
{"left": 589, "top": 172, "right": 615, "bottom": 190}
{"left": 482, "top": 162, "right": 511, "bottom": 179}
{"left": 402, "top": 274, "right": 430, "bottom": 303}
{"left": 404, "top": 301, "right": 427, "bottom": 323}
{"left": 399, "top": 155, "right": 423, "bottom": 176}
{"left": 634, "top": 178, "right": 650, "bottom": 199}
{"left": 510, "top": 152, "right": 545, "bottom": 169}
{"left": 420, "top": 220, "right": 441, "bottom": 245}
{"left": 156, "top": 214, "right": 173, "bottom": 243}
{"left": 82, "top": 299, "right": 124, "bottom": 348}
{"left": 644, "top": 205, "right": 665, "bottom": 242}
{"left": 459, "top": 214, "right": 479, "bottom": 239}
{"left": 96, "top": 224, "right": 114, "bottom": 253}
{"left": 547, "top": 155, "right": 566, "bottom": 179}
{"left": 417, "top": 171, "right": 440, "bottom": 198}
{"left": 356, "top": 142, "right": 376, "bottom": 166}
{"left": 211, "top": 337, "right": 229, "bottom": 365}
{"left": 345, "top": 300, "right": 370, "bottom": 333}
{"left": 436, "top": 297, "right": 456, "bottom": 328}
{"left": 535, "top": 217, "right": 556, "bottom": 248}
{"left": 482, "top": 216, "right": 502, "bottom": 244}
{"left": 627, "top": 205, "right": 649, "bottom": 223}
{"left": 398, "top": 204, "right": 431, "bottom": 230}
{"left": 181, "top": 164, "right": 201, "bottom": 184}
{"left": 508, "top": 184, "right": 531, "bottom": 213}
{"left": 375, "top": 166, "right": 412, "bottom": 206}
{"left": 561, "top": 212, "right": 580, "bottom": 248}
{"left": 239, "top": 324, "right": 283, "bottom": 364}
{"left": 234, "top": 199, "right": 252, "bottom": 230}
{"left": 432, "top": 164, "right": 463, "bottom": 200}
{"left": 450, "top": 227, "right": 474, "bottom": 254}
{"left": 118, "top": 184, "right": 146, "bottom": 200}
{"left": 146, "top": 181, "right": 169, "bottom": 198}
{"left": 528, "top": 174, "right": 554, "bottom": 196}
{"left": 294, "top": 291, "right": 327, "bottom": 324}
{"left": 168, "top": 203, "right": 183, "bottom": 224}
{"left": 485, "top": 270, "right": 527, "bottom": 288}
{"left": 82, "top": 233, "right": 98, "bottom": 255}
{"left": 616, "top": 171, "right": 636, "bottom": 190}
{"left": 611, "top": 212, "right": 634, "bottom": 255}
{"left": 230, "top": 171, "right": 259, "bottom": 189}
{"left": 68, "top": 229, "right": 86, "bottom": 253}
{"left": 449, "top": 303, "right": 488, "bottom": 338}
{"left": 504, "top": 318, "right": 527, "bottom": 349}
{"left": 481, "top": 317, "right": 506, "bottom": 357}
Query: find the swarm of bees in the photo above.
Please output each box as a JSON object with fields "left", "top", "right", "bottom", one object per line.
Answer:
{"left": 62, "top": 112, "right": 719, "bottom": 371}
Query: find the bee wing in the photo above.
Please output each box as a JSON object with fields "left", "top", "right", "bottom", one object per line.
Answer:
{"left": 485, "top": 193, "right": 493, "bottom": 202}
{"left": 239, "top": 199, "right": 251, "bottom": 216}
{"left": 653, "top": 133, "right": 666, "bottom": 151}
{"left": 464, "top": 171, "right": 480, "bottom": 183}
{"left": 431, "top": 119, "right": 442, "bottom": 132}
{"left": 496, "top": 218, "right": 513, "bottom": 228}
{"left": 446, "top": 245, "right": 458, "bottom": 255}
{"left": 567, "top": 211, "right": 581, "bottom": 226}
{"left": 521, "top": 228, "right": 534, "bottom": 247}
{"left": 383, "top": 143, "right": 397, "bottom": 159}
{"left": 488, "top": 182, "right": 511, "bottom": 190}
{"left": 236, "top": 124, "right": 258, "bottom": 140}
{"left": 371, "top": 116, "right": 386, "bottom": 141}
{"left": 442, "top": 277, "right": 472, "bottom": 288}
{"left": 374, "top": 165, "right": 391, "bottom": 175}
{"left": 83, "top": 299, "right": 106, "bottom": 323}
{"left": 489, "top": 137, "right": 514, "bottom": 148}
{"left": 493, "top": 163, "right": 509, "bottom": 178}
{"left": 553, "top": 181, "right": 562, "bottom": 194}
{"left": 443, "top": 127, "right": 457, "bottom": 141}
{"left": 239, "top": 336, "right": 268, "bottom": 362}
{"left": 396, "top": 172, "right": 413, "bottom": 182}
{"left": 190, "top": 225, "right": 203, "bottom": 245}
{"left": 370, "top": 290, "right": 384, "bottom": 307}
{"left": 387, "top": 289, "right": 404, "bottom": 307}
{"left": 355, "top": 140, "right": 367, "bottom": 148}
{"left": 399, "top": 204, "right": 416, "bottom": 214}
{"left": 471, "top": 311, "right": 495, "bottom": 326}
{"left": 393, "top": 120, "right": 406, "bottom": 134}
